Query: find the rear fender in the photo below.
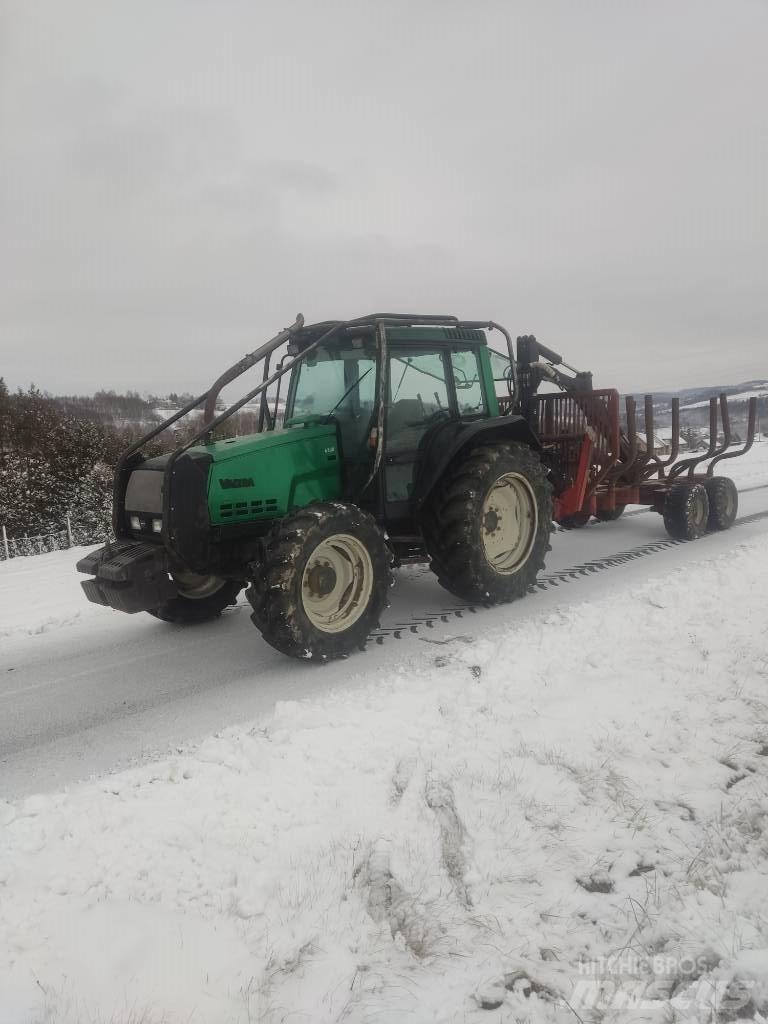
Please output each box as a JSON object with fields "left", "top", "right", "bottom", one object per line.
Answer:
{"left": 413, "top": 415, "right": 541, "bottom": 508}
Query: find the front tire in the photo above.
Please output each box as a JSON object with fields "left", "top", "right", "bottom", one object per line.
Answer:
{"left": 423, "top": 442, "right": 553, "bottom": 604}
{"left": 247, "top": 502, "right": 393, "bottom": 660}
{"left": 148, "top": 573, "right": 243, "bottom": 624}
{"left": 663, "top": 482, "right": 709, "bottom": 540}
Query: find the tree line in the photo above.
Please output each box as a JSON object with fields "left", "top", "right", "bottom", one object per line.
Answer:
{"left": 0, "top": 379, "right": 135, "bottom": 540}
{"left": 0, "top": 379, "right": 265, "bottom": 541}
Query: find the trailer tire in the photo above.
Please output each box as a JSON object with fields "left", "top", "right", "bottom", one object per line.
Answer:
{"left": 559, "top": 512, "right": 591, "bottom": 529}
{"left": 703, "top": 476, "right": 738, "bottom": 531}
{"left": 423, "top": 442, "right": 553, "bottom": 604}
{"left": 662, "top": 482, "right": 709, "bottom": 541}
{"left": 148, "top": 576, "right": 243, "bottom": 624}
{"left": 595, "top": 505, "right": 626, "bottom": 522}
{"left": 247, "top": 502, "right": 392, "bottom": 661}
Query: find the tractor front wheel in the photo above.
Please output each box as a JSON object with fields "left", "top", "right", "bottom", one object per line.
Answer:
{"left": 423, "top": 442, "right": 553, "bottom": 604}
{"left": 662, "top": 482, "right": 709, "bottom": 541}
{"left": 148, "top": 573, "right": 243, "bottom": 624}
{"left": 247, "top": 502, "right": 392, "bottom": 660}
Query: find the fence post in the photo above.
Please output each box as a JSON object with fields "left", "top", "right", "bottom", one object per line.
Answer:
{"left": 1, "top": 524, "right": 8, "bottom": 561}
{"left": 66, "top": 515, "right": 74, "bottom": 548}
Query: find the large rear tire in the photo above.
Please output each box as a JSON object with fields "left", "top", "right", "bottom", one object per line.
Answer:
{"left": 703, "top": 476, "right": 738, "bottom": 531}
{"left": 423, "top": 442, "right": 553, "bottom": 604}
{"left": 247, "top": 502, "right": 393, "bottom": 661}
{"left": 148, "top": 573, "right": 243, "bottom": 624}
{"left": 662, "top": 482, "right": 709, "bottom": 541}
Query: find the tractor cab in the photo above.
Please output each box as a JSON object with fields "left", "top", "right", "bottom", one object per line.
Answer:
{"left": 282, "top": 323, "right": 517, "bottom": 539}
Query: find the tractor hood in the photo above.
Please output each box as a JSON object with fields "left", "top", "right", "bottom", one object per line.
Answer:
{"left": 124, "top": 422, "right": 343, "bottom": 533}
{"left": 191, "top": 422, "right": 343, "bottom": 527}
{"left": 189, "top": 422, "right": 336, "bottom": 462}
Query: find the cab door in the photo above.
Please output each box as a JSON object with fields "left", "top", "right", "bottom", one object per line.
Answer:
{"left": 382, "top": 343, "right": 493, "bottom": 528}
{"left": 383, "top": 346, "right": 454, "bottom": 526}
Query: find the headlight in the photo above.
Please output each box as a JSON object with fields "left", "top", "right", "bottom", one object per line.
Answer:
{"left": 129, "top": 515, "right": 142, "bottom": 531}
{"left": 152, "top": 518, "right": 163, "bottom": 534}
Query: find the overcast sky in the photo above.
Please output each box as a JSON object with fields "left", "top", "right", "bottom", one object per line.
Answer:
{"left": 1, "top": 0, "right": 766, "bottom": 396}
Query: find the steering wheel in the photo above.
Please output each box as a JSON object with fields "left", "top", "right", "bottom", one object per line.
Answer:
{"left": 406, "top": 408, "right": 451, "bottom": 428}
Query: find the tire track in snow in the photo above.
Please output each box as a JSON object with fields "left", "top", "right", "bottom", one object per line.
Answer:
{"left": 367, "top": 506, "right": 768, "bottom": 646}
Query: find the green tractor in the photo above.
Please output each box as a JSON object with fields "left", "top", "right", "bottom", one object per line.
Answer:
{"left": 77, "top": 313, "right": 555, "bottom": 659}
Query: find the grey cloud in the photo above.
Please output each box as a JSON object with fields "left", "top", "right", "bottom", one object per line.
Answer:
{"left": 1, "top": 0, "right": 766, "bottom": 394}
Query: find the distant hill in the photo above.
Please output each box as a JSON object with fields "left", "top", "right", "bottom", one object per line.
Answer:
{"left": 678, "top": 381, "right": 768, "bottom": 410}
{"left": 626, "top": 380, "right": 768, "bottom": 437}
{"left": 628, "top": 380, "right": 768, "bottom": 412}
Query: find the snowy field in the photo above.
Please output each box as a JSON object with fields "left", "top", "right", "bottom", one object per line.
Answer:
{"left": 1, "top": 444, "right": 768, "bottom": 1023}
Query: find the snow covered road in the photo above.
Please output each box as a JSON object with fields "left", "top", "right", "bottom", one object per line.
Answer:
{"left": 0, "top": 450, "right": 767, "bottom": 800}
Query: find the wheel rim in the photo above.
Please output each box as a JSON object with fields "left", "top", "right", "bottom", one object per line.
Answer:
{"left": 723, "top": 486, "right": 736, "bottom": 519}
{"left": 691, "top": 487, "right": 708, "bottom": 528}
{"left": 481, "top": 472, "right": 538, "bottom": 574}
{"left": 173, "top": 571, "right": 227, "bottom": 600}
{"left": 301, "top": 533, "right": 374, "bottom": 634}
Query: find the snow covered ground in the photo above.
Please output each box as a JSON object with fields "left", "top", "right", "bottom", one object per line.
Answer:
{"left": 721, "top": 440, "right": 768, "bottom": 489}
{"left": 1, "top": 446, "right": 768, "bottom": 1023}
{"left": 2, "top": 540, "right": 768, "bottom": 1023}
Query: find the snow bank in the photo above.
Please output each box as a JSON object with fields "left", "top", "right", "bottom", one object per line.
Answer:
{"left": 2, "top": 540, "right": 767, "bottom": 1023}
{"left": 0, "top": 548, "right": 105, "bottom": 641}
{"left": 720, "top": 438, "right": 768, "bottom": 490}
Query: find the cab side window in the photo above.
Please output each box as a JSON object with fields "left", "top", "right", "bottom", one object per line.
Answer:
{"left": 450, "top": 349, "right": 486, "bottom": 416}
{"left": 386, "top": 350, "right": 450, "bottom": 453}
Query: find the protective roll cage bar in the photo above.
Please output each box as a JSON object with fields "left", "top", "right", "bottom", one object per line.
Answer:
{"left": 112, "top": 313, "right": 517, "bottom": 549}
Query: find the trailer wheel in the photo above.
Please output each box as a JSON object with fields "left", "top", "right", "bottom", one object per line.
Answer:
{"left": 662, "top": 482, "right": 709, "bottom": 541}
{"left": 423, "top": 442, "right": 553, "bottom": 603}
{"left": 148, "top": 574, "right": 243, "bottom": 624}
{"left": 559, "top": 512, "right": 591, "bottom": 529}
{"left": 247, "top": 502, "right": 392, "bottom": 660}
{"left": 703, "top": 476, "right": 738, "bottom": 531}
{"left": 595, "top": 505, "right": 626, "bottom": 522}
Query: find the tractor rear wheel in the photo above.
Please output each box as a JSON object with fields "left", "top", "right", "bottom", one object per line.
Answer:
{"left": 148, "top": 573, "right": 243, "bottom": 624}
{"left": 595, "top": 505, "right": 626, "bottom": 522}
{"left": 423, "top": 442, "right": 553, "bottom": 604}
{"left": 247, "top": 502, "right": 392, "bottom": 660}
{"left": 662, "top": 482, "right": 709, "bottom": 541}
{"left": 703, "top": 476, "right": 738, "bottom": 531}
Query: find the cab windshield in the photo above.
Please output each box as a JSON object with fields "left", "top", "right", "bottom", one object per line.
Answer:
{"left": 288, "top": 343, "right": 377, "bottom": 453}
